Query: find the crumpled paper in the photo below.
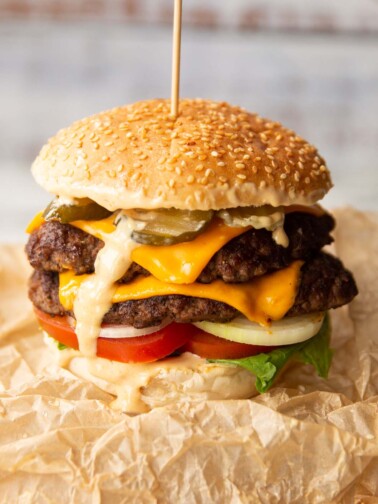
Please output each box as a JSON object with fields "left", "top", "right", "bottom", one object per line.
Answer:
{"left": 0, "top": 208, "right": 377, "bottom": 503}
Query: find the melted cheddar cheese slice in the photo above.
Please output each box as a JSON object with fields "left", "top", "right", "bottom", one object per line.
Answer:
{"left": 130, "top": 219, "right": 247, "bottom": 284}
{"left": 72, "top": 218, "right": 248, "bottom": 284}
{"left": 59, "top": 261, "right": 303, "bottom": 326}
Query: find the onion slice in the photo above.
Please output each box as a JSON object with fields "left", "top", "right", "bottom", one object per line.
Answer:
{"left": 98, "top": 321, "right": 170, "bottom": 339}
{"left": 193, "top": 313, "right": 325, "bottom": 347}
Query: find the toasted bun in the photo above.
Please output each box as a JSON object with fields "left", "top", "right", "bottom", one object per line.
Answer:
{"left": 32, "top": 98, "right": 332, "bottom": 210}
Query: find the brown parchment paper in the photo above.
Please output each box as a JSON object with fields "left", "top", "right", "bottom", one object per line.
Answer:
{"left": 0, "top": 208, "right": 377, "bottom": 504}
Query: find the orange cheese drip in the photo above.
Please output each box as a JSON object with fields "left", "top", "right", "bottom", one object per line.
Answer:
{"left": 131, "top": 219, "right": 248, "bottom": 284}
{"left": 25, "top": 212, "right": 45, "bottom": 233}
{"left": 59, "top": 261, "right": 303, "bottom": 326}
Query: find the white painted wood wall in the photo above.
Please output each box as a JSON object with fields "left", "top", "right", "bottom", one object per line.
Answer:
{"left": 0, "top": 1, "right": 377, "bottom": 241}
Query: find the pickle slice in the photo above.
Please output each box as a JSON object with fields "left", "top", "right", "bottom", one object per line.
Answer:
{"left": 43, "top": 198, "right": 112, "bottom": 223}
{"left": 218, "top": 205, "right": 284, "bottom": 230}
{"left": 127, "top": 208, "right": 214, "bottom": 246}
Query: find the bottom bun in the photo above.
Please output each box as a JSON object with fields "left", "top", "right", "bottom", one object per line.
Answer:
{"left": 45, "top": 336, "right": 257, "bottom": 413}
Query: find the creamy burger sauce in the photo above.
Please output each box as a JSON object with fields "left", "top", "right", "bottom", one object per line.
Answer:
{"left": 255, "top": 209, "right": 288, "bottom": 247}
{"left": 76, "top": 352, "right": 205, "bottom": 412}
{"left": 73, "top": 213, "right": 143, "bottom": 356}
{"left": 44, "top": 335, "right": 256, "bottom": 413}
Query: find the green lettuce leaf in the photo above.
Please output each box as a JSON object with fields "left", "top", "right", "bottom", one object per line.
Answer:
{"left": 57, "top": 341, "right": 68, "bottom": 351}
{"left": 208, "top": 314, "right": 332, "bottom": 393}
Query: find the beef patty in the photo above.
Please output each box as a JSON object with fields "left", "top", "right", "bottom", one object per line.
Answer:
{"left": 26, "top": 212, "right": 335, "bottom": 284}
{"left": 29, "top": 252, "right": 357, "bottom": 328}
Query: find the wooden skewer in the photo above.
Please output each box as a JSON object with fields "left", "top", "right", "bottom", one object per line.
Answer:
{"left": 171, "top": 0, "right": 183, "bottom": 118}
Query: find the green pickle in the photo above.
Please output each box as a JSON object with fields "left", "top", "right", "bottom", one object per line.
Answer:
{"left": 43, "top": 197, "right": 112, "bottom": 223}
{"left": 128, "top": 208, "right": 214, "bottom": 246}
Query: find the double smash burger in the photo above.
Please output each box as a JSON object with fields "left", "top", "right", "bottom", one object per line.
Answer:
{"left": 26, "top": 99, "right": 357, "bottom": 412}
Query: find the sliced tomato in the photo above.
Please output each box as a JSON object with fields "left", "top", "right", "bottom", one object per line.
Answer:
{"left": 182, "top": 327, "right": 276, "bottom": 359}
{"left": 34, "top": 308, "right": 193, "bottom": 364}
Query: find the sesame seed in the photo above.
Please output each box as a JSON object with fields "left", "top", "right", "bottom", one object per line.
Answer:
{"left": 117, "top": 164, "right": 125, "bottom": 172}
{"left": 187, "top": 175, "right": 194, "bottom": 184}
{"left": 117, "top": 146, "right": 127, "bottom": 153}
{"left": 237, "top": 173, "right": 247, "bottom": 180}
{"left": 280, "top": 173, "right": 287, "bottom": 180}
{"left": 104, "top": 141, "right": 114, "bottom": 147}
{"left": 131, "top": 172, "right": 141, "bottom": 182}
{"left": 93, "top": 143, "right": 100, "bottom": 150}
{"left": 236, "top": 163, "right": 245, "bottom": 169}
{"left": 133, "top": 162, "right": 142, "bottom": 168}
{"left": 264, "top": 166, "right": 272, "bottom": 174}
{"left": 205, "top": 168, "right": 213, "bottom": 178}
{"left": 169, "top": 179, "right": 175, "bottom": 188}
{"left": 243, "top": 154, "right": 250, "bottom": 160}
{"left": 255, "top": 157, "right": 262, "bottom": 162}
{"left": 175, "top": 167, "right": 182, "bottom": 175}
{"left": 211, "top": 151, "right": 219, "bottom": 157}
{"left": 217, "top": 161, "right": 226, "bottom": 167}
{"left": 305, "top": 177, "right": 311, "bottom": 184}
{"left": 195, "top": 164, "right": 204, "bottom": 172}
{"left": 158, "top": 157, "right": 166, "bottom": 165}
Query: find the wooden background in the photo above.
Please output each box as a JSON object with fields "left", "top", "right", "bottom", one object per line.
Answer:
{"left": 0, "top": 0, "right": 377, "bottom": 241}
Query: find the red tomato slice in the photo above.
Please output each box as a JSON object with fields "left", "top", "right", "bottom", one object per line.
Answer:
{"left": 34, "top": 308, "right": 193, "bottom": 364}
{"left": 182, "top": 327, "right": 276, "bottom": 359}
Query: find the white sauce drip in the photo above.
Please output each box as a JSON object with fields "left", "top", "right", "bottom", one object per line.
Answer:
{"left": 219, "top": 207, "right": 289, "bottom": 248}
{"left": 272, "top": 225, "right": 289, "bottom": 248}
{"left": 73, "top": 212, "right": 142, "bottom": 356}
{"left": 85, "top": 352, "right": 204, "bottom": 413}
{"left": 260, "top": 212, "right": 289, "bottom": 248}
{"left": 44, "top": 334, "right": 256, "bottom": 414}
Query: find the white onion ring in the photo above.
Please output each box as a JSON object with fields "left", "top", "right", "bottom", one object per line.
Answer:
{"left": 98, "top": 320, "right": 170, "bottom": 339}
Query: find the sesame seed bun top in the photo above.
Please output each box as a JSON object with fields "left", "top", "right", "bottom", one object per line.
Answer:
{"left": 32, "top": 98, "right": 332, "bottom": 211}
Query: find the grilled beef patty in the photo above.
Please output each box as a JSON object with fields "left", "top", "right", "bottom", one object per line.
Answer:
{"left": 26, "top": 212, "right": 335, "bottom": 283}
{"left": 29, "top": 252, "right": 357, "bottom": 328}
